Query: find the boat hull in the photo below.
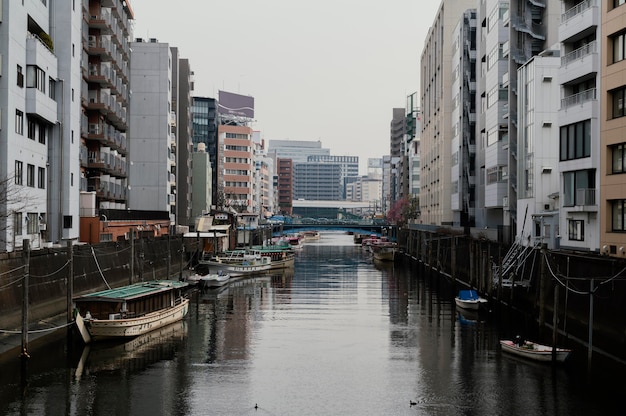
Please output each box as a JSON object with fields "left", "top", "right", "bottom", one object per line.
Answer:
{"left": 454, "top": 297, "right": 484, "bottom": 310}
{"left": 200, "top": 260, "right": 272, "bottom": 277}
{"left": 78, "top": 298, "right": 189, "bottom": 343}
{"left": 499, "top": 340, "right": 572, "bottom": 363}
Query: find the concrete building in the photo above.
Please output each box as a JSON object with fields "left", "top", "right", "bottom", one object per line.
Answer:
{"left": 268, "top": 139, "right": 330, "bottom": 163}
{"left": 191, "top": 96, "right": 218, "bottom": 202}
{"left": 128, "top": 39, "right": 175, "bottom": 221}
{"left": 276, "top": 158, "right": 294, "bottom": 215}
{"left": 390, "top": 108, "right": 406, "bottom": 203}
{"left": 306, "top": 154, "right": 359, "bottom": 199}
{"left": 0, "top": 1, "right": 60, "bottom": 251}
{"left": 220, "top": 124, "right": 254, "bottom": 211}
{"left": 451, "top": 9, "right": 477, "bottom": 227}
{"left": 420, "top": 0, "right": 468, "bottom": 226}
{"left": 191, "top": 143, "right": 212, "bottom": 220}
{"left": 516, "top": 48, "right": 561, "bottom": 249}
{"left": 171, "top": 48, "right": 194, "bottom": 228}
{"left": 600, "top": 0, "right": 624, "bottom": 256}
{"left": 82, "top": 0, "right": 133, "bottom": 216}
{"left": 294, "top": 163, "right": 342, "bottom": 201}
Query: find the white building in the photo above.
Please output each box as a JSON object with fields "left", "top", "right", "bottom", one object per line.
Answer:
{"left": 0, "top": 1, "right": 60, "bottom": 251}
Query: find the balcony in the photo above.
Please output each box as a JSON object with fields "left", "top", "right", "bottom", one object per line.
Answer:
{"left": 559, "top": 0, "right": 598, "bottom": 43}
{"left": 559, "top": 41, "right": 598, "bottom": 85}
{"left": 565, "top": 188, "right": 597, "bottom": 212}
{"left": 26, "top": 87, "right": 57, "bottom": 124}
{"left": 561, "top": 88, "right": 596, "bottom": 109}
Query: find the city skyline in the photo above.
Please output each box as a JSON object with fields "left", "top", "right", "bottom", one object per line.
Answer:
{"left": 131, "top": 0, "right": 442, "bottom": 174}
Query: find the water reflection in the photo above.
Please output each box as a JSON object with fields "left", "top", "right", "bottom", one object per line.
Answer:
{"left": 0, "top": 232, "right": 625, "bottom": 416}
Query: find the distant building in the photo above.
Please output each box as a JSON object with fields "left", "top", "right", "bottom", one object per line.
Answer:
{"left": 277, "top": 158, "right": 294, "bottom": 215}
{"left": 192, "top": 143, "right": 213, "bottom": 221}
{"left": 191, "top": 96, "right": 219, "bottom": 202}
{"left": 268, "top": 139, "right": 330, "bottom": 163}
{"left": 294, "top": 163, "right": 342, "bottom": 201}
{"left": 306, "top": 154, "right": 359, "bottom": 199}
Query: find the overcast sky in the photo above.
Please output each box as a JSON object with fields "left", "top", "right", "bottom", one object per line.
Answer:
{"left": 131, "top": 0, "right": 442, "bottom": 174}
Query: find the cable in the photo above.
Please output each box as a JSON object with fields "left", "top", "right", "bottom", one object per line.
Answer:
{"left": 91, "top": 246, "right": 111, "bottom": 289}
{"left": 0, "top": 265, "right": 26, "bottom": 277}
{"left": 0, "top": 321, "right": 74, "bottom": 334}
{"left": 30, "top": 261, "right": 70, "bottom": 278}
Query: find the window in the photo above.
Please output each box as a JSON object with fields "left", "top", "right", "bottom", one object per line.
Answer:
{"left": 15, "top": 161, "right": 23, "bottom": 185}
{"left": 38, "top": 167, "right": 45, "bottom": 189}
{"left": 48, "top": 77, "right": 56, "bottom": 100}
{"left": 613, "top": 200, "right": 626, "bottom": 231}
{"left": 26, "top": 65, "right": 45, "bottom": 93}
{"left": 27, "top": 119, "right": 36, "bottom": 140}
{"left": 15, "top": 110, "right": 23, "bottom": 135}
{"left": 563, "top": 169, "right": 595, "bottom": 206}
{"left": 559, "top": 120, "right": 591, "bottom": 161}
{"left": 612, "top": 86, "right": 626, "bottom": 118}
{"left": 27, "top": 213, "right": 38, "bottom": 234}
{"left": 39, "top": 123, "right": 46, "bottom": 144}
{"left": 612, "top": 143, "right": 626, "bottom": 173}
{"left": 26, "top": 164, "right": 35, "bottom": 187}
{"left": 568, "top": 220, "right": 584, "bottom": 241}
{"left": 615, "top": 0, "right": 626, "bottom": 9}
{"left": 63, "top": 215, "right": 73, "bottom": 229}
{"left": 17, "top": 65, "right": 24, "bottom": 87}
{"left": 613, "top": 32, "right": 626, "bottom": 63}
{"left": 14, "top": 213, "right": 23, "bottom": 235}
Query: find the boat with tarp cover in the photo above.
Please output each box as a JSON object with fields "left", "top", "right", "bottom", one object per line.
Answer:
{"left": 73, "top": 280, "right": 190, "bottom": 344}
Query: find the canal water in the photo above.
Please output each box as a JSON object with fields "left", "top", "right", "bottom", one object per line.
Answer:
{"left": 0, "top": 232, "right": 624, "bottom": 415}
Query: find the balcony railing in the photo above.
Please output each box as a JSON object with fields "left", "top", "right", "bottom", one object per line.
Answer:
{"left": 561, "top": 41, "right": 597, "bottom": 66}
{"left": 562, "top": 0, "right": 595, "bottom": 23}
{"left": 576, "top": 188, "right": 596, "bottom": 206}
{"left": 561, "top": 88, "right": 596, "bottom": 109}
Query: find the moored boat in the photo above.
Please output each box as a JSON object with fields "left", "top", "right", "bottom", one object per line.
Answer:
{"left": 370, "top": 241, "right": 397, "bottom": 261}
{"left": 454, "top": 289, "right": 488, "bottom": 310}
{"left": 500, "top": 338, "right": 572, "bottom": 363}
{"left": 73, "top": 280, "right": 190, "bottom": 344}
{"left": 198, "top": 251, "right": 273, "bottom": 277}
{"left": 302, "top": 230, "right": 321, "bottom": 241}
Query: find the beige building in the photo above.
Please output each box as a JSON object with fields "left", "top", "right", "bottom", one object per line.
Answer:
{"left": 420, "top": 0, "right": 468, "bottom": 225}
{"left": 601, "top": 1, "right": 626, "bottom": 256}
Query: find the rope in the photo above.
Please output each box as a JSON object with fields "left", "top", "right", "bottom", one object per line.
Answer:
{"left": 543, "top": 252, "right": 626, "bottom": 295}
{"left": 0, "top": 275, "right": 25, "bottom": 290}
{"left": 0, "top": 321, "right": 74, "bottom": 334}
{"left": 30, "top": 261, "right": 70, "bottom": 278}
{"left": 0, "top": 265, "right": 26, "bottom": 277}
{"left": 91, "top": 246, "right": 111, "bottom": 289}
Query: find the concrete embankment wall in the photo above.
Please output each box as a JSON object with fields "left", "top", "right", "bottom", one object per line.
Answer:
{"left": 0, "top": 236, "right": 188, "bottom": 331}
{"left": 399, "top": 227, "right": 626, "bottom": 365}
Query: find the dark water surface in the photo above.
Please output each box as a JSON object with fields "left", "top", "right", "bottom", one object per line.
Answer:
{"left": 1, "top": 232, "right": 624, "bottom": 415}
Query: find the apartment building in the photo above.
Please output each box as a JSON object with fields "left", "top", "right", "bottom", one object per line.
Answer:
{"left": 276, "top": 158, "right": 294, "bottom": 215}
{"left": 82, "top": 0, "right": 132, "bottom": 215}
{"left": 601, "top": 0, "right": 626, "bottom": 256}
{"left": 128, "top": 39, "right": 175, "bottom": 221}
{"left": 191, "top": 143, "right": 212, "bottom": 220}
{"left": 420, "top": 0, "right": 468, "bottom": 226}
{"left": 191, "top": 96, "right": 218, "bottom": 203}
{"left": 0, "top": 1, "right": 61, "bottom": 251}
{"left": 220, "top": 124, "right": 254, "bottom": 211}
{"left": 451, "top": 9, "right": 478, "bottom": 227}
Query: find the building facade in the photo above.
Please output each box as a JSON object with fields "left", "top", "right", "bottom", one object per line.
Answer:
{"left": 191, "top": 96, "right": 218, "bottom": 203}
{"left": 276, "top": 158, "right": 294, "bottom": 215}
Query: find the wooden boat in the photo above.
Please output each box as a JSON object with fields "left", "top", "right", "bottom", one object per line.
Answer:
{"left": 500, "top": 338, "right": 572, "bottom": 363}
{"left": 370, "top": 241, "right": 397, "bottom": 261}
{"left": 73, "top": 280, "right": 190, "bottom": 344}
{"left": 198, "top": 251, "right": 273, "bottom": 277}
{"left": 222, "top": 246, "right": 296, "bottom": 270}
{"left": 454, "top": 289, "right": 488, "bottom": 310}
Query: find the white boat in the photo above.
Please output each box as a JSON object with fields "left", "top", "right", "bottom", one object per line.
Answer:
{"left": 370, "top": 241, "right": 397, "bottom": 261}
{"left": 302, "top": 230, "right": 321, "bottom": 241}
{"left": 500, "top": 338, "right": 572, "bottom": 363}
{"left": 454, "top": 289, "right": 488, "bottom": 310}
{"left": 73, "top": 280, "right": 190, "bottom": 344}
{"left": 198, "top": 252, "right": 272, "bottom": 277}
{"left": 202, "top": 272, "right": 231, "bottom": 288}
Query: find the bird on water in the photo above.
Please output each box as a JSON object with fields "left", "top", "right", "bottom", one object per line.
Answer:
{"left": 255, "top": 403, "right": 258, "bottom": 410}
{"left": 410, "top": 400, "right": 417, "bottom": 406}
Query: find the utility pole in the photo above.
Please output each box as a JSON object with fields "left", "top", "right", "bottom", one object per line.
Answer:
{"left": 21, "top": 239, "right": 30, "bottom": 360}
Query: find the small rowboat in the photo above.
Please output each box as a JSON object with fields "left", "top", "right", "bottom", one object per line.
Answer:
{"left": 499, "top": 338, "right": 572, "bottom": 363}
{"left": 454, "top": 289, "right": 488, "bottom": 310}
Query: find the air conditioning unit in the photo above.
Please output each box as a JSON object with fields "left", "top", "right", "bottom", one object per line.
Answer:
{"left": 39, "top": 223, "right": 46, "bottom": 231}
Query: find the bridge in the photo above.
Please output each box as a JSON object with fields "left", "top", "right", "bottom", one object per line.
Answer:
{"left": 269, "top": 220, "right": 396, "bottom": 240}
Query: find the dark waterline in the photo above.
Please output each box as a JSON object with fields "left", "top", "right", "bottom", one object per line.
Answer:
{"left": 0, "top": 232, "right": 624, "bottom": 415}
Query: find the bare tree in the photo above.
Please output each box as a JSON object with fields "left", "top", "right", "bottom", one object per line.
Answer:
{"left": 0, "top": 173, "right": 38, "bottom": 249}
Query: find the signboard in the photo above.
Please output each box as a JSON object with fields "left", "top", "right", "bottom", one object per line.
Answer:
{"left": 218, "top": 90, "right": 255, "bottom": 119}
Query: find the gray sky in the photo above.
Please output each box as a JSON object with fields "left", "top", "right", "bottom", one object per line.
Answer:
{"left": 131, "top": 0, "right": 441, "bottom": 174}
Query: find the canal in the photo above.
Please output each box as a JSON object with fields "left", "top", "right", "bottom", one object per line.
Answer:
{"left": 0, "top": 232, "right": 624, "bottom": 415}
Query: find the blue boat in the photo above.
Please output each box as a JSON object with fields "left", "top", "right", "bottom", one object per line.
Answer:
{"left": 454, "top": 289, "right": 488, "bottom": 310}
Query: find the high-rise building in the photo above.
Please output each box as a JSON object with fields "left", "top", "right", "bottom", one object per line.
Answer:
{"left": 294, "top": 163, "right": 342, "bottom": 201}
{"left": 451, "top": 9, "right": 477, "bottom": 227}
{"left": 420, "top": 0, "right": 468, "bottom": 226}
{"left": 277, "top": 158, "right": 294, "bottom": 215}
{"left": 82, "top": 0, "right": 133, "bottom": 216}
{"left": 128, "top": 39, "right": 176, "bottom": 221}
{"left": 219, "top": 124, "right": 254, "bottom": 211}
{"left": 192, "top": 143, "right": 212, "bottom": 220}
{"left": 268, "top": 139, "right": 330, "bottom": 163}
{"left": 191, "top": 96, "right": 218, "bottom": 202}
